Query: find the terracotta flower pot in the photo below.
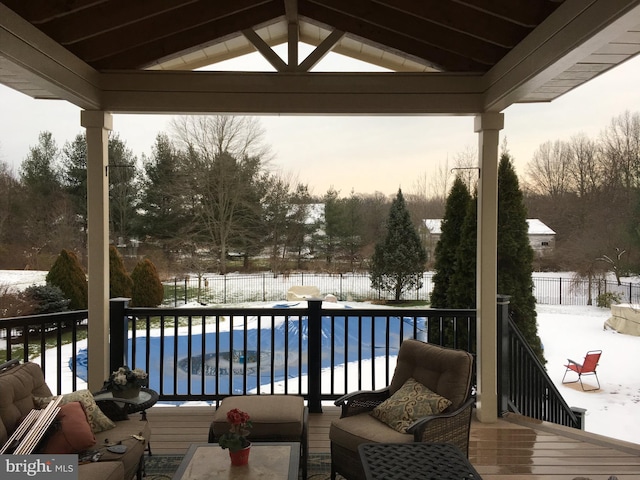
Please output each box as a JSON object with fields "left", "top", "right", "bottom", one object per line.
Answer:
{"left": 228, "top": 444, "right": 251, "bottom": 466}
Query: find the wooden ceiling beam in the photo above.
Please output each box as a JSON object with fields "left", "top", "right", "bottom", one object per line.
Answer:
{"left": 36, "top": 0, "right": 202, "bottom": 45}
{"left": 300, "top": 1, "right": 492, "bottom": 71}
{"left": 1, "top": 0, "right": 107, "bottom": 24}
{"left": 242, "top": 28, "right": 288, "bottom": 71}
{"left": 455, "top": 0, "right": 561, "bottom": 27}
{"left": 374, "top": 0, "right": 529, "bottom": 47}
{"left": 83, "top": 3, "right": 283, "bottom": 69}
{"left": 100, "top": 70, "right": 485, "bottom": 114}
{"left": 299, "top": 29, "right": 344, "bottom": 71}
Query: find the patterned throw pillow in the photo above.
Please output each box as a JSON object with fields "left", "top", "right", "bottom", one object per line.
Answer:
{"left": 33, "top": 389, "right": 116, "bottom": 434}
{"left": 370, "top": 377, "right": 452, "bottom": 433}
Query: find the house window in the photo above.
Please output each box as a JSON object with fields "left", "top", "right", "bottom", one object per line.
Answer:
{"left": 541, "top": 241, "right": 549, "bottom": 247}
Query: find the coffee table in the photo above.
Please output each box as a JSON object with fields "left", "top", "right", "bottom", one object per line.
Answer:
{"left": 172, "top": 442, "right": 300, "bottom": 480}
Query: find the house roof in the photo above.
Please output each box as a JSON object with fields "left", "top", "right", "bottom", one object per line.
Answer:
{"left": 423, "top": 218, "right": 556, "bottom": 236}
{"left": 1, "top": 1, "right": 640, "bottom": 114}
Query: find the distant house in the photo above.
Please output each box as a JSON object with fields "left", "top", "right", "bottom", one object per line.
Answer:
{"left": 422, "top": 218, "right": 556, "bottom": 264}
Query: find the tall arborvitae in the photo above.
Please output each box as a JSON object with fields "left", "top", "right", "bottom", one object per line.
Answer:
{"left": 46, "top": 249, "right": 88, "bottom": 310}
{"left": 430, "top": 177, "right": 471, "bottom": 307}
{"left": 448, "top": 192, "right": 477, "bottom": 309}
{"left": 131, "top": 258, "right": 164, "bottom": 307}
{"left": 498, "top": 153, "right": 545, "bottom": 363}
{"left": 370, "top": 189, "right": 427, "bottom": 301}
{"left": 109, "top": 245, "right": 133, "bottom": 298}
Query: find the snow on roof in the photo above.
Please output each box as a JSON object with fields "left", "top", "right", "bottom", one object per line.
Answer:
{"left": 423, "top": 218, "right": 555, "bottom": 235}
{"left": 526, "top": 219, "right": 556, "bottom": 235}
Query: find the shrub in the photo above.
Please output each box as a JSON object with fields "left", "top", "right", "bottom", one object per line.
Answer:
{"left": 131, "top": 258, "right": 164, "bottom": 307}
{"left": 22, "top": 284, "right": 69, "bottom": 313}
{"left": 109, "top": 245, "right": 133, "bottom": 298}
{"left": 597, "top": 292, "right": 621, "bottom": 308}
{"left": 46, "top": 249, "right": 88, "bottom": 310}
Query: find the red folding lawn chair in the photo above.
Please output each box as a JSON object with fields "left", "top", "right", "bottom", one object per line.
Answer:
{"left": 562, "top": 350, "right": 602, "bottom": 391}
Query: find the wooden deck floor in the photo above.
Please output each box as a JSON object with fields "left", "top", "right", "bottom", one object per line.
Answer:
{"left": 144, "top": 405, "right": 640, "bottom": 479}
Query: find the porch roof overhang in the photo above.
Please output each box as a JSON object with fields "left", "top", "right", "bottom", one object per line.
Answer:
{"left": 1, "top": 0, "right": 639, "bottom": 116}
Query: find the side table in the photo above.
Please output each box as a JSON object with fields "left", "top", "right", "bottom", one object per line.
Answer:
{"left": 94, "top": 387, "right": 159, "bottom": 421}
{"left": 358, "top": 442, "right": 482, "bottom": 480}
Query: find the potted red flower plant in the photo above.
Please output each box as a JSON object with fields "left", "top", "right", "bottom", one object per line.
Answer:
{"left": 219, "top": 408, "right": 253, "bottom": 465}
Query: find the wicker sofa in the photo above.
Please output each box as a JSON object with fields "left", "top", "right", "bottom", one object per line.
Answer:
{"left": 329, "top": 340, "right": 475, "bottom": 480}
{"left": 0, "top": 360, "right": 150, "bottom": 480}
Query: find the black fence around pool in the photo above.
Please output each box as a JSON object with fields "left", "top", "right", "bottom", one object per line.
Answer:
{"left": 164, "top": 273, "right": 640, "bottom": 306}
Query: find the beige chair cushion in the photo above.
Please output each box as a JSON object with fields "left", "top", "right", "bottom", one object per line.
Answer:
{"left": 212, "top": 395, "right": 304, "bottom": 439}
{"left": 330, "top": 413, "right": 413, "bottom": 452}
{"left": 370, "top": 378, "right": 451, "bottom": 433}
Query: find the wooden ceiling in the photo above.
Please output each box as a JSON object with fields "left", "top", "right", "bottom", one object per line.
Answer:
{"left": 0, "top": 0, "right": 562, "bottom": 72}
{"left": 1, "top": 0, "right": 640, "bottom": 114}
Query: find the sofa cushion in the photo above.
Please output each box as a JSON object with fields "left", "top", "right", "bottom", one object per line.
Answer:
{"left": 78, "top": 460, "right": 124, "bottom": 480}
{"left": 93, "top": 417, "right": 151, "bottom": 480}
{"left": 0, "top": 362, "right": 53, "bottom": 445}
{"left": 34, "top": 390, "right": 116, "bottom": 433}
{"left": 370, "top": 378, "right": 451, "bottom": 433}
{"left": 41, "top": 401, "right": 96, "bottom": 454}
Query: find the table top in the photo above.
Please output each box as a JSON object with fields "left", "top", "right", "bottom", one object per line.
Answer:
{"left": 359, "top": 442, "right": 482, "bottom": 480}
{"left": 172, "top": 442, "right": 300, "bottom": 480}
{"left": 93, "top": 387, "right": 158, "bottom": 413}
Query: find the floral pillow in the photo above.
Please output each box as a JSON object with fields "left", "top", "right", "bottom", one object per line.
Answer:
{"left": 370, "top": 377, "right": 452, "bottom": 433}
{"left": 33, "top": 389, "right": 115, "bottom": 434}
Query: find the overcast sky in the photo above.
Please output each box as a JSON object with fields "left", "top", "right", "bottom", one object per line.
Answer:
{"left": 1, "top": 45, "right": 640, "bottom": 197}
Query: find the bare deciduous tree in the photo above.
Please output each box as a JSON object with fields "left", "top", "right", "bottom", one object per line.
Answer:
{"left": 525, "top": 140, "right": 571, "bottom": 198}
{"left": 170, "top": 115, "right": 270, "bottom": 274}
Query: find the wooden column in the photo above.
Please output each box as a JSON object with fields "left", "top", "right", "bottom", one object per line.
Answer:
{"left": 474, "top": 112, "right": 504, "bottom": 423}
{"left": 81, "top": 110, "right": 112, "bottom": 391}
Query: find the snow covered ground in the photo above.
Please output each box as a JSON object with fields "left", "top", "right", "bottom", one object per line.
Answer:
{"left": 2, "top": 270, "right": 639, "bottom": 445}
{"left": 537, "top": 304, "right": 640, "bottom": 445}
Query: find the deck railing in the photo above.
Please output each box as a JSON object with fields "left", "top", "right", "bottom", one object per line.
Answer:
{"left": 497, "top": 295, "right": 584, "bottom": 429}
{"left": 0, "top": 297, "right": 582, "bottom": 429}
{"left": 109, "top": 299, "right": 476, "bottom": 412}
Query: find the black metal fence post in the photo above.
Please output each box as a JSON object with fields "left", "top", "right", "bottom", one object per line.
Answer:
{"left": 496, "top": 294, "right": 511, "bottom": 417}
{"left": 109, "top": 298, "right": 130, "bottom": 372}
{"left": 307, "top": 298, "right": 323, "bottom": 413}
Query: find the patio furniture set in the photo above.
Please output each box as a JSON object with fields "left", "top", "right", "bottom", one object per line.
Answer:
{"left": 0, "top": 339, "right": 479, "bottom": 479}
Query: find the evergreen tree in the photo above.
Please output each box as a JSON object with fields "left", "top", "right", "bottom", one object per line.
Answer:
{"left": 498, "top": 153, "right": 545, "bottom": 363}
{"left": 370, "top": 189, "right": 427, "bottom": 301}
{"left": 46, "top": 249, "right": 88, "bottom": 309}
{"left": 21, "top": 284, "right": 69, "bottom": 314}
{"left": 61, "top": 133, "right": 88, "bottom": 240}
{"left": 131, "top": 258, "right": 164, "bottom": 307}
{"left": 109, "top": 133, "right": 139, "bottom": 245}
{"left": 448, "top": 192, "right": 477, "bottom": 309}
{"left": 136, "top": 134, "right": 185, "bottom": 248}
{"left": 430, "top": 177, "right": 471, "bottom": 307}
{"left": 109, "top": 245, "right": 133, "bottom": 298}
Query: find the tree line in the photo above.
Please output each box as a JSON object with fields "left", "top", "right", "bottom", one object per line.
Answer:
{"left": 524, "top": 110, "right": 640, "bottom": 279}
{"left": 0, "top": 116, "right": 428, "bottom": 274}
{"left": 1, "top": 110, "right": 640, "bottom": 283}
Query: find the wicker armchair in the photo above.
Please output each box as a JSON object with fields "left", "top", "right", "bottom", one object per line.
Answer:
{"left": 329, "top": 340, "right": 474, "bottom": 480}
